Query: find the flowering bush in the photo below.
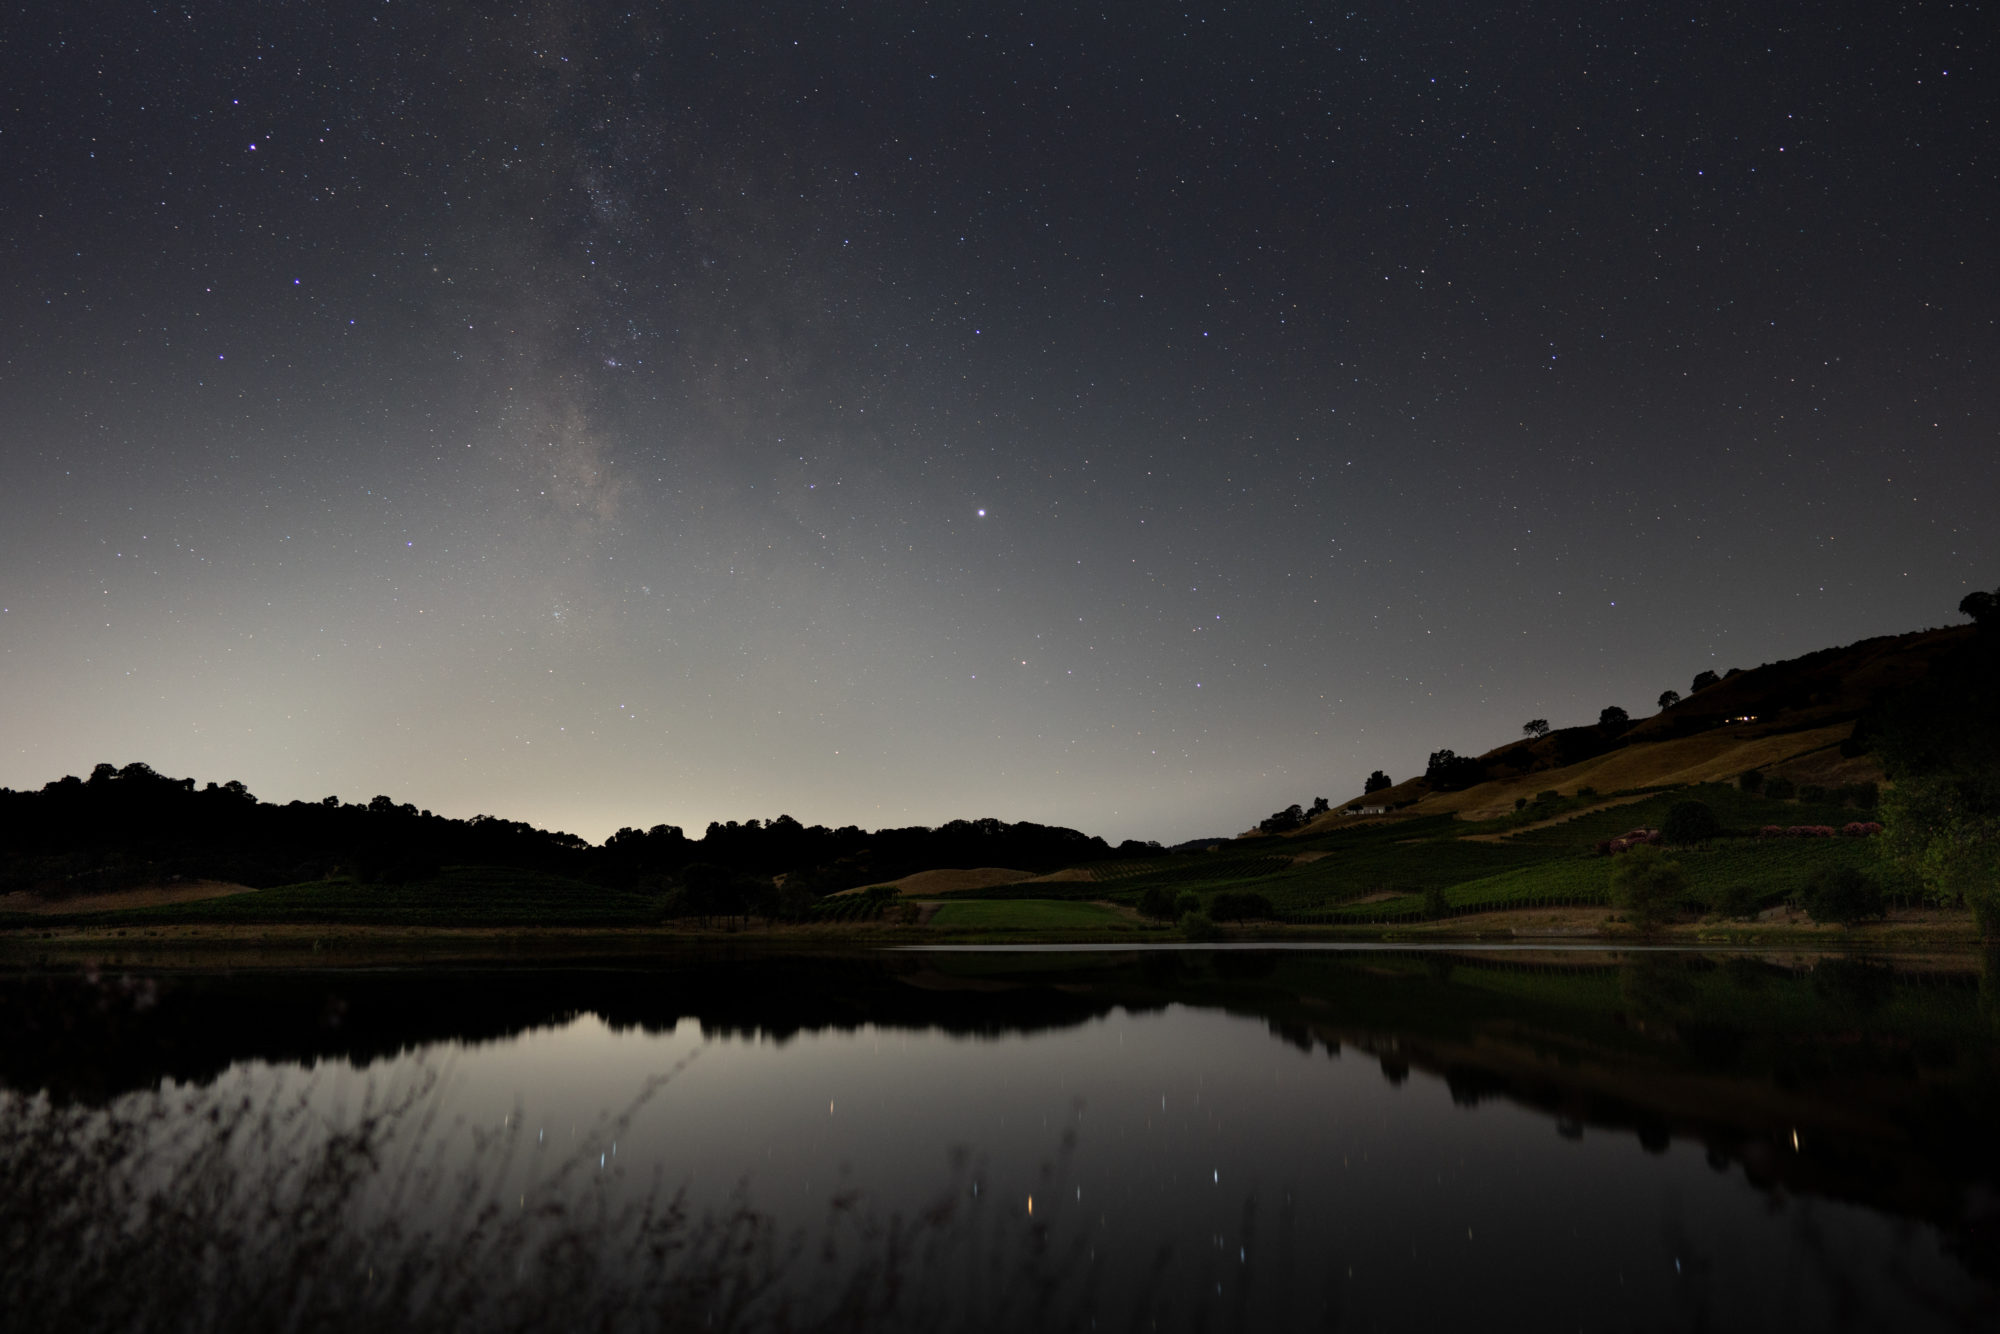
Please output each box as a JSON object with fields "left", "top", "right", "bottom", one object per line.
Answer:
{"left": 1841, "top": 822, "right": 1884, "bottom": 837}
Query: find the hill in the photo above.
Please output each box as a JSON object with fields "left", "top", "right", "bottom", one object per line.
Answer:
{"left": 1284, "top": 625, "right": 1969, "bottom": 833}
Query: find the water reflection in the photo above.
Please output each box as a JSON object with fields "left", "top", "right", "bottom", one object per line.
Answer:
{"left": 3, "top": 946, "right": 1998, "bottom": 1330}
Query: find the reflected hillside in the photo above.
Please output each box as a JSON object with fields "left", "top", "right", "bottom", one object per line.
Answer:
{"left": 4, "top": 947, "right": 1999, "bottom": 1278}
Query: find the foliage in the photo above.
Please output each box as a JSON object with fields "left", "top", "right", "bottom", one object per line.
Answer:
{"left": 1136, "top": 885, "right": 1179, "bottom": 920}
{"left": 1797, "top": 866, "right": 1887, "bottom": 925}
{"left": 1420, "top": 886, "right": 1450, "bottom": 919}
{"left": 1174, "top": 891, "right": 1202, "bottom": 919}
{"left": 1178, "top": 910, "right": 1219, "bottom": 941}
{"left": 1881, "top": 775, "right": 2000, "bottom": 928}
{"left": 1661, "top": 800, "right": 1722, "bottom": 846}
{"left": 1657, "top": 690, "right": 1682, "bottom": 711}
{"left": 1691, "top": 669, "right": 1722, "bottom": 693}
{"left": 1763, "top": 776, "right": 1797, "bottom": 801}
{"left": 1609, "top": 845, "right": 1687, "bottom": 927}
{"left": 1738, "top": 770, "right": 1764, "bottom": 793}
{"left": 1258, "top": 804, "right": 1307, "bottom": 834}
{"left": 926, "top": 899, "right": 1130, "bottom": 932}
{"left": 1872, "top": 584, "right": 2000, "bottom": 930}
{"left": 1424, "top": 749, "right": 1487, "bottom": 791}
{"left": 1598, "top": 706, "right": 1630, "bottom": 733}
{"left": 1522, "top": 719, "right": 1551, "bottom": 738}
{"left": 1363, "top": 770, "right": 1393, "bottom": 794}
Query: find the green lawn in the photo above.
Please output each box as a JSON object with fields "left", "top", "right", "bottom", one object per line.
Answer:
{"left": 927, "top": 899, "right": 1136, "bottom": 932}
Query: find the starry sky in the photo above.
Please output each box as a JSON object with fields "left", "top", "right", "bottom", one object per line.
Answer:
{"left": 2, "top": 3, "right": 1994, "bottom": 844}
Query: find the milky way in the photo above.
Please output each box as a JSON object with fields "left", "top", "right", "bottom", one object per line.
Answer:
{"left": 2, "top": 4, "right": 1994, "bottom": 841}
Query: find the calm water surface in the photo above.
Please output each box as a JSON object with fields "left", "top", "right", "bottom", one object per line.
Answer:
{"left": 5, "top": 946, "right": 1998, "bottom": 1331}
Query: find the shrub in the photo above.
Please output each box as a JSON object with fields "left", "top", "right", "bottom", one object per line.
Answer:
{"left": 1738, "top": 770, "right": 1765, "bottom": 793}
{"left": 1174, "top": 891, "right": 1202, "bottom": 919}
{"left": 1514, "top": 797, "right": 1528, "bottom": 812}
{"left": 1800, "top": 784, "right": 1830, "bottom": 804}
{"left": 1661, "top": 800, "right": 1722, "bottom": 845}
{"left": 1209, "top": 891, "right": 1274, "bottom": 922}
{"left": 1708, "top": 881, "right": 1764, "bottom": 919}
{"left": 1841, "top": 821, "right": 1884, "bottom": 837}
{"left": 1797, "top": 866, "right": 1886, "bottom": 925}
{"left": 1179, "top": 910, "right": 1219, "bottom": 941}
{"left": 1137, "top": 886, "right": 1179, "bottom": 920}
{"left": 1610, "top": 845, "right": 1687, "bottom": 927}
{"left": 1764, "top": 776, "right": 1797, "bottom": 801}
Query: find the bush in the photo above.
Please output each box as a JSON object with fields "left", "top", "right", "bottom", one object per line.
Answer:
{"left": 1764, "top": 776, "right": 1797, "bottom": 801}
{"left": 1209, "top": 891, "right": 1275, "bottom": 922}
{"left": 1800, "top": 784, "right": 1829, "bottom": 804}
{"left": 1174, "top": 891, "right": 1202, "bottom": 919}
{"left": 1610, "top": 845, "right": 1688, "bottom": 927}
{"left": 1179, "top": 911, "right": 1219, "bottom": 941}
{"left": 1738, "top": 770, "right": 1765, "bottom": 793}
{"left": 1661, "top": 800, "right": 1721, "bottom": 846}
{"left": 1514, "top": 797, "right": 1528, "bottom": 812}
{"left": 1797, "top": 866, "right": 1886, "bottom": 925}
{"left": 1137, "top": 886, "right": 1179, "bottom": 920}
{"left": 1708, "top": 881, "right": 1764, "bottom": 919}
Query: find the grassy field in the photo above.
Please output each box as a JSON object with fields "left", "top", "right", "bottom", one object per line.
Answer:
{"left": 925, "top": 899, "right": 1136, "bottom": 932}
{"left": 23, "top": 867, "right": 666, "bottom": 929}
{"left": 939, "top": 783, "right": 1905, "bottom": 927}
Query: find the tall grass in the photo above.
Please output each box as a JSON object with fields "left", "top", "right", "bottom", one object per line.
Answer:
{"left": 0, "top": 1064, "right": 1102, "bottom": 1334}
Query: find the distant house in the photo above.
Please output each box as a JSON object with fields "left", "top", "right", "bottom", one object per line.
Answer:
{"left": 1354, "top": 804, "right": 1389, "bottom": 816}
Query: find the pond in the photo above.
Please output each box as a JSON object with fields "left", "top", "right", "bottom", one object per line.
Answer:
{"left": 4, "top": 945, "right": 1998, "bottom": 1331}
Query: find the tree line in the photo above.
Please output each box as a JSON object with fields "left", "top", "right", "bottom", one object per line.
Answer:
{"left": 0, "top": 764, "right": 1153, "bottom": 902}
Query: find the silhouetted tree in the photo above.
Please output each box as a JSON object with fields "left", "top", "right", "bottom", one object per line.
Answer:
{"left": 1657, "top": 690, "right": 1682, "bottom": 711}
{"left": 1690, "top": 670, "right": 1721, "bottom": 693}
{"left": 1522, "top": 719, "right": 1551, "bottom": 738}
{"left": 1598, "top": 706, "right": 1630, "bottom": 733}
{"left": 1424, "top": 750, "right": 1487, "bottom": 791}
{"left": 1363, "top": 770, "right": 1392, "bottom": 794}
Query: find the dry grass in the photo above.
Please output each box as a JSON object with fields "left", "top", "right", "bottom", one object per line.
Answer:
{"left": 1298, "top": 721, "right": 1868, "bottom": 831}
{"left": 832, "top": 868, "right": 1034, "bottom": 897}
{"left": 0, "top": 879, "right": 259, "bottom": 916}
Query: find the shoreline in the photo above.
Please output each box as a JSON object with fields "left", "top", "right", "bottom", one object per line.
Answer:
{"left": 1, "top": 907, "right": 1987, "bottom": 971}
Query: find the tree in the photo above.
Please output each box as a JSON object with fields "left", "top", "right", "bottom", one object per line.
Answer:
{"left": 1424, "top": 750, "right": 1486, "bottom": 791}
{"left": 1522, "top": 719, "right": 1551, "bottom": 738}
{"left": 1137, "top": 886, "right": 1179, "bottom": 920}
{"left": 1363, "top": 770, "right": 1392, "bottom": 794}
{"left": 1598, "top": 706, "right": 1630, "bottom": 733}
{"left": 1610, "top": 845, "right": 1687, "bottom": 927}
{"left": 1797, "top": 866, "right": 1886, "bottom": 925}
{"left": 1691, "top": 670, "right": 1722, "bottom": 693}
{"left": 1661, "top": 799, "right": 1721, "bottom": 845}
{"left": 1657, "top": 690, "right": 1682, "bottom": 711}
{"left": 1875, "top": 583, "right": 2000, "bottom": 928}
{"left": 1308, "top": 796, "right": 1331, "bottom": 817}
{"left": 1961, "top": 587, "right": 1999, "bottom": 628}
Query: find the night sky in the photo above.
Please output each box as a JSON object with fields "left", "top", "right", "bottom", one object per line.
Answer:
{"left": 2, "top": 4, "right": 1994, "bottom": 844}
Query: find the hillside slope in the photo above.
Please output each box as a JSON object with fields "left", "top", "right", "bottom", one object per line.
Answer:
{"left": 1295, "top": 626, "right": 1967, "bottom": 835}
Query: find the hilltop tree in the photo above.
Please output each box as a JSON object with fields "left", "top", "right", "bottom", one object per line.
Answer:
{"left": 1522, "top": 719, "right": 1551, "bottom": 738}
{"left": 1598, "top": 706, "right": 1630, "bottom": 733}
{"left": 1363, "top": 770, "right": 1392, "bottom": 794}
{"left": 1425, "top": 749, "right": 1487, "bottom": 791}
{"left": 1657, "top": 690, "right": 1682, "bottom": 711}
{"left": 1691, "top": 670, "right": 1721, "bottom": 693}
{"left": 1960, "top": 586, "right": 1999, "bottom": 628}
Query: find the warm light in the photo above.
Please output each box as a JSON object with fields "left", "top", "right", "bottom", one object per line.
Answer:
{"left": 1026, "top": 1195, "right": 1033, "bottom": 1215}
